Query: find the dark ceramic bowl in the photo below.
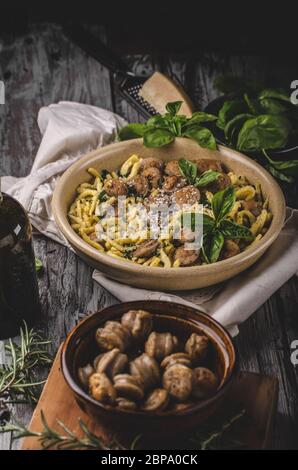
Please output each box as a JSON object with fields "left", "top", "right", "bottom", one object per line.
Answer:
{"left": 61, "top": 301, "right": 237, "bottom": 437}
{"left": 205, "top": 95, "right": 298, "bottom": 158}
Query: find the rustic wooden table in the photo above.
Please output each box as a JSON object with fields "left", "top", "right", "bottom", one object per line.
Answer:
{"left": 0, "top": 23, "right": 298, "bottom": 450}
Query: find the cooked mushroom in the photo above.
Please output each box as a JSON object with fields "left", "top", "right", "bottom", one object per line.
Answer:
{"left": 165, "top": 160, "right": 181, "bottom": 177}
{"left": 114, "top": 374, "right": 144, "bottom": 401}
{"left": 196, "top": 159, "right": 222, "bottom": 174}
{"left": 145, "top": 332, "right": 178, "bottom": 361}
{"left": 143, "top": 167, "right": 162, "bottom": 188}
{"left": 133, "top": 239, "right": 159, "bottom": 259}
{"left": 242, "top": 199, "right": 262, "bottom": 216}
{"left": 142, "top": 388, "right": 169, "bottom": 412}
{"left": 161, "top": 352, "right": 192, "bottom": 370}
{"left": 95, "top": 321, "right": 131, "bottom": 352}
{"left": 116, "top": 397, "right": 137, "bottom": 411}
{"left": 141, "top": 157, "right": 164, "bottom": 171}
{"left": 130, "top": 353, "right": 160, "bottom": 390}
{"left": 221, "top": 240, "right": 240, "bottom": 259}
{"left": 185, "top": 333, "right": 209, "bottom": 365}
{"left": 78, "top": 364, "right": 94, "bottom": 389}
{"left": 95, "top": 348, "right": 128, "bottom": 378}
{"left": 89, "top": 372, "right": 116, "bottom": 404}
{"left": 192, "top": 367, "right": 218, "bottom": 399}
{"left": 127, "top": 174, "right": 149, "bottom": 197}
{"left": 174, "top": 185, "right": 200, "bottom": 206}
{"left": 162, "top": 364, "right": 193, "bottom": 402}
{"left": 174, "top": 246, "right": 200, "bottom": 267}
{"left": 104, "top": 178, "right": 128, "bottom": 197}
{"left": 121, "top": 310, "right": 153, "bottom": 342}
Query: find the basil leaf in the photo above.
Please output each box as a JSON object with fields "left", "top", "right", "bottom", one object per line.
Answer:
{"left": 258, "top": 88, "right": 290, "bottom": 103}
{"left": 185, "top": 112, "right": 217, "bottom": 126}
{"left": 165, "top": 101, "right": 183, "bottom": 116}
{"left": 209, "top": 231, "right": 225, "bottom": 263}
{"left": 259, "top": 98, "right": 288, "bottom": 115}
{"left": 219, "top": 219, "right": 253, "bottom": 240}
{"left": 212, "top": 186, "right": 235, "bottom": 222}
{"left": 217, "top": 100, "right": 248, "bottom": 130}
{"left": 35, "top": 258, "right": 43, "bottom": 272}
{"left": 244, "top": 93, "right": 262, "bottom": 115}
{"left": 183, "top": 126, "right": 216, "bottom": 150}
{"left": 146, "top": 115, "right": 169, "bottom": 128}
{"left": 118, "top": 123, "right": 146, "bottom": 141}
{"left": 224, "top": 114, "right": 254, "bottom": 144}
{"left": 266, "top": 164, "right": 295, "bottom": 183}
{"left": 201, "top": 235, "right": 211, "bottom": 263}
{"left": 237, "top": 114, "right": 291, "bottom": 151}
{"left": 98, "top": 190, "right": 108, "bottom": 202}
{"left": 262, "top": 150, "right": 298, "bottom": 178}
{"left": 203, "top": 214, "right": 216, "bottom": 233}
{"left": 178, "top": 158, "right": 197, "bottom": 183}
{"left": 214, "top": 75, "right": 262, "bottom": 95}
{"left": 143, "top": 128, "right": 175, "bottom": 147}
{"left": 195, "top": 170, "right": 220, "bottom": 188}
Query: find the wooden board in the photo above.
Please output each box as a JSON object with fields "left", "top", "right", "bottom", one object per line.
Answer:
{"left": 21, "top": 346, "right": 278, "bottom": 450}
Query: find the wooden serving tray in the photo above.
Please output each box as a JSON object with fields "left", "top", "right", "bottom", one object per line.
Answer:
{"left": 21, "top": 346, "right": 278, "bottom": 450}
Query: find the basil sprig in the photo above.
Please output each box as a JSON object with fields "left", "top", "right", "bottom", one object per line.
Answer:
{"left": 118, "top": 101, "right": 217, "bottom": 150}
{"left": 214, "top": 75, "right": 298, "bottom": 182}
{"left": 178, "top": 158, "right": 221, "bottom": 188}
{"left": 201, "top": 186, "right": 253, "bottom": 263}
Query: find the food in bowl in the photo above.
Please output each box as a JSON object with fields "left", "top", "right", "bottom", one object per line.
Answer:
{"left": 77, "top": 309, "right": 219, "bottom": 413}
{"left": 68, "top": 153, "right": 272, "bottom": 267}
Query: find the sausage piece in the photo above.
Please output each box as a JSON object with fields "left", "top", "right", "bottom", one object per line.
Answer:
{"left": 174, "top": 186, "right": 200, "bottom": 206}
{"left": 127, "top": 175, "right": 149, "bottom": 197}
{"left": 196, "top": 159, "right": 222, "bottom": 174}
{"left": 165, "top": 160, "right": 182, "bottom": 177}
{"left": 141, "top": 157, "right": 164, "bottom": 171}
{"left": 133, "top": 240, "right": 159, "bottom": 258}
{"left": 163, "top": 175, "right": 186, "bottom": 191}
{"left": 174, "top": 246, "right": 200, "bottom": 266}
{"left": 206, "top": 173, "right": 231, "bottom": 193}
{"left": 104, "top": 178, "right": 128, "bottom": 196}
{"left": 142, "top": 167, "right": 162, "bottom": 188}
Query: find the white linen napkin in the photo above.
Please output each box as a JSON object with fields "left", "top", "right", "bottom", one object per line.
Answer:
{"left": 2, "top": 101, "right": 298, "bottom": 335}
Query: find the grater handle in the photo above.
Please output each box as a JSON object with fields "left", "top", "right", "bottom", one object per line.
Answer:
{"left": 63, "top": 23, "right": 135, "bottom": 77}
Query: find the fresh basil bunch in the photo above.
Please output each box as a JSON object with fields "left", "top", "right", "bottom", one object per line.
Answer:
{"left": 118, "top": 101, "right": 218, "bottom": 150}
{"left": 201, "top": 186, "right": 253, "bottom": 263}
{"left": 214, "top": 76, "right": 298, "bottom": 182}
{"left": 178, "top": 158, "right": 220, "bottom": 188}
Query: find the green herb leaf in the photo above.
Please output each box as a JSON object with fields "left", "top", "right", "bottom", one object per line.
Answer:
{"left": 209, "top": 231, "right": 225, "bottom": 263}
{"left": 237, "top": 114, "right": 291, "bottom": 151}
{"left": 243, "top": 93, "right": 262, "bottom": 115}
{"left": 266, "top": 164, "right": 295, "bottom": 183}
{"left": 262, "top": 150, "right": 298, "bottom": 178}
{"left": 165, "top": 101, "right": 183, "bottom": 115}
{"left": 178, "top": 158, "right": 197, "bottom": 184}
{"left": 219, "top": 219, "right": 253, "bottom": 240}
{"left": 98, "top": 190, "right": 108, "bottom": 202}
{"left": 183, "top": 126, "right": 216, "bottom": 150}
{"left": 217, "top": 100, "right": 248, "bottom": 130}
{"left": 35, "top": 258, "right": 43, "bottom": 272}
{"left": 143, "top": 128, "right": 175, "bottom": 147}
{"left": 118, "top": 123, "right": 146, "bottom": 141}
{"left": 185, "top": 112, "right": 217, "bottom": 125}
{"left": 203, "top": 214, "right": 216, "bottom": 233}
{"left": 224, "top": 114, "right": 254, "bottom": 144}
{"left": 211, "top": 186, "right": 236, "bottom": 222}
{"left": 259, "top": 98, "right": 288, "bottom": 115}
{"left": 258, "top": 88, "right": 290, "bottom": 103}
{"left": 195, "top": 170, "right": 221, "bottom": 188}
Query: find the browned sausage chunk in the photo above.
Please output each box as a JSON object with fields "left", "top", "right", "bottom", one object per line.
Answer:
{"left": 133, "top": 240, "right": 159, "bottom": 258}
{"left": 196, "top": 159, "right": 222, "bottom": 174}
{"left": 127, "top": 175, "right": 149, "bottom": 197}
{"left": 242, "top": 199, "right": 262, "bottom": 216}
{"left": 104, "top": 178, "right": 128, "bottom": 196}
{"left": 206, "top": 173, "right": 231, "bottom": 193}
{"left": 174, "top": 246, "right": 200, "bottom": 266}
{"left": 141, "top": 157, "right": 164, "bottom": 171}
{"left": 142, "top": 167, "right": 162, "bottom": 188}
{"left": 221, "top": 240, "right": 240, "bottom": 259}
{"left": 165, "top": 160, "right": 181, "bottom": 177}
{"left": 174, "top": 185, "right": 200, "bottom": 206}
{"left": 163, "top": 175, "right": 186, "bottom": 191}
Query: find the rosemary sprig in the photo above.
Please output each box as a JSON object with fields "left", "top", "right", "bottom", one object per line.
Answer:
{"left": 0, "top": 322, "right": 52, "bottom": 405}
{"left": 0, "top": 409, "right": 246, "bottom": 451}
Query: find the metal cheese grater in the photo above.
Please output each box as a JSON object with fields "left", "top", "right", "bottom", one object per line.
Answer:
{"left": 63, "top": 23, "right": 158, "bottom": 119}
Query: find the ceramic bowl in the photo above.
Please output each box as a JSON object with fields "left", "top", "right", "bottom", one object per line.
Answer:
{"left": 61, "top": 300, "right": 237, "bottom": 437}
{"left": 52, "top": 138, "right": 286, "bottom": 290}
